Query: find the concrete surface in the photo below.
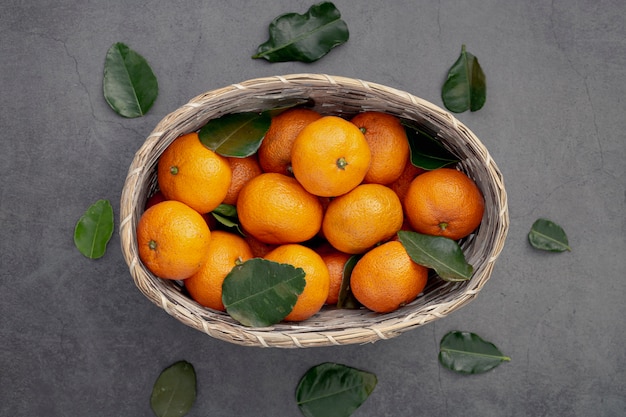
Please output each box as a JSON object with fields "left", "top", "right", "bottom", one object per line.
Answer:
{"left": 1, "top": 1, "right": 624, "bottom": 416}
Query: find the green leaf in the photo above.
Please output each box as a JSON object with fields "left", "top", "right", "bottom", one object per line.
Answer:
{"left": 150, "top": 360, "right": 196, "bottom": 417}
{"left": 252, "top": 2, "right": 349, "bottom": 63}
{"left": 442, "top": 44, "right": 486, "bottom": 113}
{"left": 103, "top": 42, "right": 158, "bottom": 118}
{"left": 397, "top": 231, "right": 473, "bottom": 281}
{"left": 439, "top": 331, "right": 510, "bottom": 374}
{"left": 212, "top": 203, "right": 238, "bottom": 219}
{"left": 211, "top": 204, "right": 244, "bottom": 235}
{"left": 74, "top": 199, "right": 114, "bottom": 259}
{"left": 404, "top": 124, "right": 459, "bottom": 170}
{"left": 528, "top": 218, "right": 571, "bottom": 252}
{"left": 222, "top": 258, "right": 306, "bottom": 327}
{"left": 336, "top": 255, "right": 361, "bottom": 309}
{"left": 296, "top": 362, "right": 377, "bottom": 417}
{"left": 199, "top": 112, "right": 271, "bottom": 157}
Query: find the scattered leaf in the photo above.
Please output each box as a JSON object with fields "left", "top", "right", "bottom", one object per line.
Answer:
{"left": 442, "top": 44, "right": 486, "bottom": 113}
{"left": 439, "top": 331, "right": 510, "bottom": 374}
{"left": 528, "top": 218, "right": 571, "bottom": 252}
{"left": 336, "top": 255, "right": 361, "bottom": 309}
{"left": 74, "top": 199, "right": 114, "bottom": 259}
{"left": 103, "top": 42, "right": 158, "bottom": 118}
{"left": 252, "top": 2, "right": 349, "bottom": 63}
{"left": 199, "top": 112, "right": 271, "bottom": 157}
{"left": 404, "top": 124, "right": 459, "bottom": 170}
{"left": 398, "top": 230, "right": 473, "bottom": 281}
{"left": 222, "top": 258, "right": 306, "bottom": 327}
{"left": 296, "top": 362, "right": 377, "bottom": 417}
{"left": 150, "top": 360, "right": 196, "bottom": 417}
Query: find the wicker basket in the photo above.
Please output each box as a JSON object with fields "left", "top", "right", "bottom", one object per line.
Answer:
{"left": 120, "top": 74, "right": 509, "bottom": 348}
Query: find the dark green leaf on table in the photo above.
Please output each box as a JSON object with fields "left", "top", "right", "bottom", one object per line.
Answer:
{"left": 439, "top": 331, "right": 510, "bottom": 374}
{"left": 74, "top": 199, "right": 114, "bottom": 259}
{"left": 211, "top": 204, "right": 244, "bottom": 235}
{"left": 398, "top": 230, "right": 473, "bottom": 281}
{"left": 442, "top": 44, "right": 486, "bottom": 113}
{"left": 296, "top": 362, "right": 377, "bottom": 417}
{"left": 103, "top": 42, "right": 158, "bottom": 118}
{"left": 150, "top": 360, "right": 196, "bottom": 417}
{"left": 199, "top": 112, "right": 271, "bottom": 157}
{"left": 528, "top": 218, "right": 571, "bottom": 252}
{"left": 252, "top": 2, "right": 349, "bottom": 63}
{"left": 336, "top": 255, "right": 361, "bottom": 309}
{"left": 404, "top": 125, "right": 459, "bottom": 170}
{"left": 222, "top": 258, "right": 306, "bottom": 327}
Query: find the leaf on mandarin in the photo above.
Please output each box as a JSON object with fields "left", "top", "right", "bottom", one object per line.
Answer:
{"left": 222, "top": 258, "right": 306, "bottom": 327}
{"left": 199, "top": 112, "right": 270, "bottom": 157}
{"left": 398, "top": 231, "right": 473, "bottom": 281}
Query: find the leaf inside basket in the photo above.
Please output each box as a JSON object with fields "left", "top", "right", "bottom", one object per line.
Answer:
{"left": 198, "top": 112, "right": 270, "bottom": 157}
{"left": 222, "top": 258, "right": 306, "bottom": 327}
{"left": 398, "top": 231, "right": 473, "bottom": 281}
{"left": 210, "top": 204, "right": 244, "bottom": 235}
{"left": 403, "top": 124, "right": 459, "bottom": 170}
{"left": 336, "top": 254, "right": 361, "bottom": 309}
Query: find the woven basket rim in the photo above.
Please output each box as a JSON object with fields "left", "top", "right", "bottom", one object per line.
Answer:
{"left": 119, "top": 73, "right": 509, "bottom": 348}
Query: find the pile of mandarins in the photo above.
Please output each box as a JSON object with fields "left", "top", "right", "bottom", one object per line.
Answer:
{"left": 136, "top": 109, "right": 485, "bottom": 322}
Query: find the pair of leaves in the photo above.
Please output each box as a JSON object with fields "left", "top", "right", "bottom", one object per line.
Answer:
{"left": 151, "top": 361, "right": 196, "bottom": 417}
{"left": 442, "top": 45, "right": 486, "bottom": 113}
{"left": 103, "top": 42, "right": 158, "bottom": 118}
{"left": 253, "top": 2, "right": 349, "bottom": 63}
{"left": 398, "top": 231, "right": 473, "bottom": 282}
{"left": 102, "top": 2, "right": 350, "bottom": 119}
{"left": 74, "top": 200, "right": 114, "bottom": 259}
{"left": 296, "top": 363, "right": 377, "bottom": 417}
{"left": 76, "top": 43, "right": 157, "bottom": 258}
{"left": 528, "top": 218, "right": 571, "bottom": 252}
{"left": 439, "top": 331, "right": 510, "bottom": 374}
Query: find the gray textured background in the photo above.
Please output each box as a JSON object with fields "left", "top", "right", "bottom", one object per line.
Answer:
{"left": 1, "top": 1, "right": 624, "bottom": 416}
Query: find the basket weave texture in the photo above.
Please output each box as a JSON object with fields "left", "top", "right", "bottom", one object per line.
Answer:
{"left": 120, "top": 74, "right": 509, "bottom": 348}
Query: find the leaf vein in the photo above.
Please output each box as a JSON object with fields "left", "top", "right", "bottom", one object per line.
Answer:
{"left": 297, "top": 384, "right": 363, "bottom": 405}
{"left": 531, "top": 231, "right": 571, "bottom": 250}
{"left": 441, "top": 347, "right": 511, "bottom": 361}
{"left": 255, "top": 18, "right": 342, "bottom": 58}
